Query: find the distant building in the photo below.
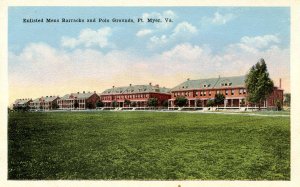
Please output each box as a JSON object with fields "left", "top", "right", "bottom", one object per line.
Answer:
{"left": 30, "top": 96, "right": 59, "bottom": 110}
{"left": 169, "top": 75, "right": 283, "bottom": 108}
{"left": 57, "top": 91, "right": 100, "bottom": 110}
{"left": 13, "top": 98, "right": 32, "bottom": 109}
{"left": 100, "top": 83, "right": 171, "bottom": 107}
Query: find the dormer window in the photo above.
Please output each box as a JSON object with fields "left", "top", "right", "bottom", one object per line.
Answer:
{"left": 204, "top": 84, "right": 207, "bottom": 88}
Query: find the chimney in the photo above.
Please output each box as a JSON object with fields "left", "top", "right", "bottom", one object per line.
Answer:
{"left": 149, "top": 82, "right": 152, "bottom": 86}
{"left": 83, "top": 91, "right": 85, "bottom": 93}
{"left": 187, "top": 78, "right": 190, "bottom": 81}
{"left": 279, "top": 78, "right": 282, "bottom": 88}
{"left": 156, "top": 84, "right": 159, "bottom": 87}
{"left": 112, "top": 86, "right": 115, "bottom": 88}
{"left": 77, "top": 92, "right": 79, "bottom": 94}
{"left": 94, "top": 91, "right": 96, "bottom": 93}
{"left": 130, "top": 83, "right": 132, "bottom": 87}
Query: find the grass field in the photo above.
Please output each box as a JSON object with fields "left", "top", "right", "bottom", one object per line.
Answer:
{"left": 8, "top": 111, "right": 290, "bottom": 180}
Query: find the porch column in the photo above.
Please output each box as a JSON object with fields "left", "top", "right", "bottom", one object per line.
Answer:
{"left": 231, "top": 99, "right": 233, "bottom": 107}
{"left": 239, "top": 99, "right": 241, "bottom": 108}
{"left": 188, "top": 100, "right": 190, "bottom": 107}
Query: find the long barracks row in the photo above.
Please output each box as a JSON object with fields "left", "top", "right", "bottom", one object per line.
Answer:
{"left": 13, "top": 75, "right": 284, "bottom": 111}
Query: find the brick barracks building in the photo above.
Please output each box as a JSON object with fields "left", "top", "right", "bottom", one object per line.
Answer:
{"left": 30, "top": 96, "right": 59, "bottom": 110}
{"left": 13, "top": 98, "right": 32, "bottom": 109}
{"left": 168, "top": 75, "right": 284, "bottom": 108}
{"left": 100, "top": 83, "right": 171, "bottom": 107}
{"left": 57, "top": 91, "right": 100, "bottom": 110}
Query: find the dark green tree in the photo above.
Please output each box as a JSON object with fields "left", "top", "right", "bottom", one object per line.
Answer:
{"left": 245, "top": 58, "right": 274, "bottom": 109}
{"left": 112, "top": 101, "right": 118, "bottom": 107}
{"left": 124, "top": 99, "right": 131, "bottom": 107}
{"left": 214, "top": 93, "right": 225, "bottom": 106}
{"left": 275, "top": 99, "right": 282, "bottom": 111}
{"left": 162, "top": 99, "right": 169, "bottom": 108}
{"left": 196, "top": 99, "right": 202, "bottom": 107}
{"left": 87, "top": 102, "right": 94, "bottom": 109}
{"left": 283, "top": 93, "right": 290, "bottom": 107}
{"left": 74, "top": 101, "right": 79, "bottom": 109}
{"left": 174, "top": 96, "right": 188, "bottom": 107}
{"left": 52, "top": 102, "right": 59, "bottom": 110}
{"left": 96, "top": 100, "right": 104, "bottom": 107}
{"left": 131, "top": 101, "right": 137, "bottom": 107}
{"left": 206, "top": 99, "right": 215, "bottom": 107}
{"left": 147, "top": 98, "right": 158, "bottom": 107}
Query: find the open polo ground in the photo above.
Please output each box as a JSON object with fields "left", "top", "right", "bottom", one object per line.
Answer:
{"left": 8, "top": 111, "right": 290, "bottom": 180}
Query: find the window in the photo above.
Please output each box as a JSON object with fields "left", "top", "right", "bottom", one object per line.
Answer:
{"left": 239, "top": 89, "right": 243, "bottom": 95}
{"left": 217, "top": 90, "right": 220, "bottom": 94}
{"left": 209, "top": 91, "right": 211, "bottom": 96}
{"left": 204, "top": 91, "right": 206, "bottom": 96}
{"left": 204, "top": 84, "right": 207, "bottom": 88}
{"left": 226, "top": 90, "right": 228, "bottom": 95}
{"left": 231, "top": 89, "right": 234, "bottom": 95}
{"left": 243, "top": 89, "right": 246, "bottom": 94}
{"left": 195, "top": 92, "right": 198, "bottom": 96}
{"left": 200, "top": 91, "right": 203, "bottom": 96}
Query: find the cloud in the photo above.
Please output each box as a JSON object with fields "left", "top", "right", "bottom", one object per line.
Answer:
{"left": 141, "top": 10, "right": 176, "bottom": 29}
{"left": 228, "top": 34, "right": 280, "bottom": 53}
{"left": 61, "top": 27, "right": 113, "bottom": 48}
{"left": 202, "top": 12, "right": 235, "bottom": 25}
{"left": 172, "top": 22, "right": 197, "bottom": 36}
{"left": 148, "top": 21, "right": 198, "bottom": 48}
{"left": 136, "top": 29, "right": 153, "bottom": 37}
{"left": 9, "top": 34, "right": 289, "bottom": 104}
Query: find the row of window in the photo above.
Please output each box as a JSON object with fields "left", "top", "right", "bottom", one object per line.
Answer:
{"left": 102, "top": 94, "right": 150, "bottom": 100}
{"left": 173, "top": 89, "right": 247, "bottom": 97}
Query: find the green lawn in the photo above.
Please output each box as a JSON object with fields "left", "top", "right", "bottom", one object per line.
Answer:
{"left": 8, "top": 111, "right": 290, "bottom": 180}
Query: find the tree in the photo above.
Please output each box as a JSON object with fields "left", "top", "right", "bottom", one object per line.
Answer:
{"left": 112, "top": 101, "right": 118, "bottom": 107}
{"left": 206, "top": 99, "right": 215, "bottom": 107}
{"left": 283, "top": 93, "right": 290, "bottom": 107}
{"left": 162, "top": 99, "right": 169, "bottom": 108}
{"left": 214, "top": 93, "right": 225, "bottom": 106}
{"left": 131, "top": 101, "right": 137, "bottom": 107}
{"left": 147, "top": 98, "right": 158, "bottom": 107}
{"left": 174, "top": 96, "right": 188, "bottom": 107}
{"left": 275, "top": 99, "right": 282, "bottom": 111}
{"left": 196, "top": 99, "right": 202, "bottom": 107}
{"left": 124, "top": 99, "right": 131, "bottom": 107}
{"left": 87, "top": 102, "right": 94, "bottom": 109}
{"left": 52, "top": 102, "right": 59, "bottom": 110}
{"left": 74, "top": 100, "right": 79, "bottom": 109}
{"left": 245, "top": 58, "right": 274, "bottom": 109}
{"left": 96, "top": 100, "right": 104, "bottom": 107}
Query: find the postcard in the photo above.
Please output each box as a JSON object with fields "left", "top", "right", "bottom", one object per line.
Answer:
{"left": 1, "top": 1, "right": 300, "bottom": 187}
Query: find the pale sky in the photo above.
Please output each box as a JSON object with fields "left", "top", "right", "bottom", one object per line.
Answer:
{"left": 8, "top": 7, "right": 290, "bottom": 104}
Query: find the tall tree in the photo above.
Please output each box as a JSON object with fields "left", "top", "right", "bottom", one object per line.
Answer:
{"left": 245, "top": 58, "right": 274, "bottom": 109}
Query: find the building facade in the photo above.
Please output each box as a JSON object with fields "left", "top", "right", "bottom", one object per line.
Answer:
{"left": 57, "top": 91, "right": 100, "bottom": 110}
{"left": 169, "top": 75, "right": 283, "bottom": 108}
{"left": 100, "top": 83, "right": 171, "bottom": 107}
{"left": 30, "top": 96, "right": 59, "bottom": 110}
{"left": 13, "top": 98, "right": 32, "bottom": 109}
